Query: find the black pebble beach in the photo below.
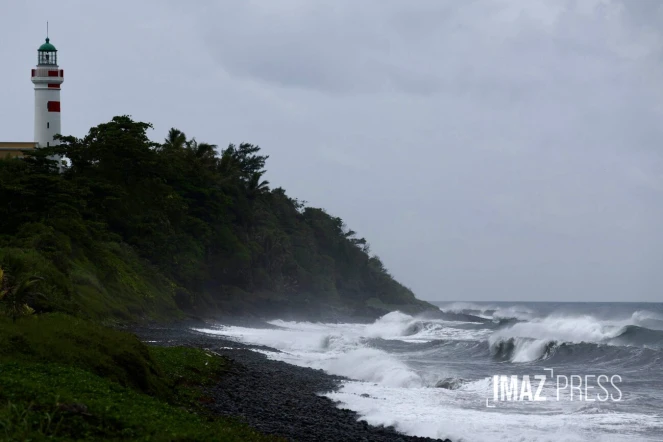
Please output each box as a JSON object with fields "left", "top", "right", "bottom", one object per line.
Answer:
{"left": 131, "top": 323, "right": 451, "bottom": 442}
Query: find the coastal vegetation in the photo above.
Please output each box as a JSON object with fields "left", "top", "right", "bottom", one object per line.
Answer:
{"left": 0, "top": 115, "right": 431, "bottom": 322}
{"left": 0, "top": 314, "right": 280, "bottom": 441}
{"left": 0, "top": 115, "right": 433, "bottom": 440}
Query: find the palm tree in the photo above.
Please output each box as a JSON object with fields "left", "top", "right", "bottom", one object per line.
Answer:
{"left": 217, "top": 147, "right": 241, "bottom": 187}
{"left": 186, "top": 139, "right": 218, "bottom": 163}
{"left": 163, "top": 128, "right": 187, "bottom": 150}
{"left": 219, "top": 146, "right": 236, "bottom": 172}
{"left": 197, "top": 142, "right": 215, "bottom": 159}
{"left": 0, "top": 268, "right": 42, "bottom": 323}
{"left": 246, "top": 171, "right": 270, "bottom": 198}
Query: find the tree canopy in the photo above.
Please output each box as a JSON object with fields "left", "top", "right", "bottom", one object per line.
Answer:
{"left": 0, "top": 116, "right": 431, "bottom": 320}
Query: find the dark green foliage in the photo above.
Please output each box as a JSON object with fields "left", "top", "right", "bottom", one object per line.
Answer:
{"left": 149, "top": 346, "right": 227, "bottom": 409}
{"left": 0, "top": 116, "right": 432, "bottom": 440}
{"left": 0, "top": 115, "right": 432, "bottom": 320}
{"left": 0, "top": 267, "right": 41, "bottom": 322}
{"left": 0, "top": 316, "right": 281, "bottom": 441}
{"left": 0, "top": 314, "right": 168, "bottom": 396}
{"left": 0, "top": 363, "right": 279, "bottom": 441}
{"left": 0, "top": 248, "right": 75, "bottom": 315}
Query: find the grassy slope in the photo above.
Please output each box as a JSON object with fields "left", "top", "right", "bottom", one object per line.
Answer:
{"left": 0, "top": 314, "right": 281, "bottom": 441}
{"left": 68, "top": 242, "right": 183, "bottom": 322}
{"left": 0, "top": 240, "right": 183, "bottom": 323}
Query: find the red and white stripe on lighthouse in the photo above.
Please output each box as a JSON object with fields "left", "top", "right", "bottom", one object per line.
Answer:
{"left": 31, "top": 36, "right": 63, "bottom": 149}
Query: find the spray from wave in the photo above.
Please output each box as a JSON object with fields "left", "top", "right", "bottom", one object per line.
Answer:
{"left": 194, "top": 304, "right": 663, "bottom": 441}
{"left": 631, "top": 310, "right": 663, "bottom": 330}
{"left": 437, "top": 302, "right": 536, "bottom": 321}
{"left": 488, "top": 313, "right": 663, "bottom": 363}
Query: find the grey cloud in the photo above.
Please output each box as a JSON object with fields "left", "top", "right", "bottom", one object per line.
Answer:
{"left": 200, "top": 1, "right": 661, "bottom": 99}
{"left": 1, "top": 0, "right": 662, "bottom": 301}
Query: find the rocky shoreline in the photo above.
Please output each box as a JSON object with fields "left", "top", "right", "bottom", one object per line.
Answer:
{"left": 131, "top": 323, "right": 450, "bottom": 442}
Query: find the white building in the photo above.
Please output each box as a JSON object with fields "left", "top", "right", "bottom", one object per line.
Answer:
{"left": 0, "top": 36, "right": 64, "bottom": 159}
{"left": 32, "top": 37, "right": 64, "bottom": 149}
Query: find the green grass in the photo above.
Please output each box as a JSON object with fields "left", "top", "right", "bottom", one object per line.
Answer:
{"left": 150, "top": 346, "right": 227, "bottom": 411}
{"left": 0, "top": 314, "right": 168, "bottom": 397}
{"left": 0, "top": 315, "right": 282, "bottom": 441}
{"left": 0, "top": 362, "right": 276, "bottom": 441}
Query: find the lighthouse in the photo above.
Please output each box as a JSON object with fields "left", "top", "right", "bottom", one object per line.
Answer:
{"left": 31, "top": 36, "right": 63, "bottom": 149}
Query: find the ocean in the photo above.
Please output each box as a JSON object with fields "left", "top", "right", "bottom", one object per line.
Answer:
{"left": 194, "top": 302, "right": 663, "bottom": 441}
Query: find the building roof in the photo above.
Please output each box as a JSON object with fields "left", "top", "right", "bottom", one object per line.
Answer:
{"left": 38, "top": 38, "right": 57, "bottom": 52}
{"left": 0, "top": 142, "right": 37, "bottom": 150}
{"left": 0, "top": 142, "right": 37, "bottom": 159}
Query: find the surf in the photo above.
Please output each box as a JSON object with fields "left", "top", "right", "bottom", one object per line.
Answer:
{"left": 194, "top": 302, "right": 663, "bottom": 441}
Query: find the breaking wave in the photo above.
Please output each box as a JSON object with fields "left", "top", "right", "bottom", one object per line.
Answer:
{"left": 437, "top": 302, "right": 536, "bottom": 321}
{"left": 195, "top": 304, "right": 663, "bottom": 441}
{"left": 363, "top": 311, "right": 492, "bottom": 342}
{"left": 631, "top": 310, "right": 663, "bottom": 330}
{"left": 488, "top": 315, "right": 663, "bottom": 363}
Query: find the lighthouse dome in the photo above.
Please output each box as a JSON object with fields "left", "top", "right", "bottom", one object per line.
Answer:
{"left": 38, "top": 38, "right": 57, "bottom": 52}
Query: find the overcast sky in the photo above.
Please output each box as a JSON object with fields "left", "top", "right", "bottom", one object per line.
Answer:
{"left": 2, "top": 0, "right": 662, "bottom": 302}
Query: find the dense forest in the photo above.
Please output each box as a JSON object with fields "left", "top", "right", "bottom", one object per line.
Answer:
{"left": 0, "top": 116, "right": 432, "bottom": 322}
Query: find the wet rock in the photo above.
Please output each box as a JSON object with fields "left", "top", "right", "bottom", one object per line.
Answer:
{"left": 434, "top": 378, "right": 466, "bottom": 390}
